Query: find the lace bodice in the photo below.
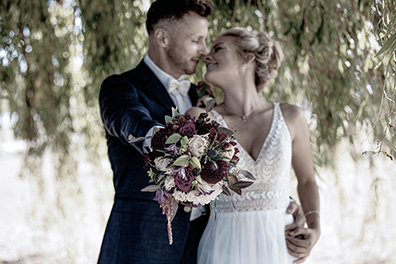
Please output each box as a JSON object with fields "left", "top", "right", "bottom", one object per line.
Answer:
{"left": 212, "top": 103, "right": 292, "bottom": 212}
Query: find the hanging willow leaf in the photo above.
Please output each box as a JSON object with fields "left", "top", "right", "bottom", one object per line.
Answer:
{"left": 375, "top": 33, "right": 396, "bottom": 58}
{"left": 362, "top": 151, "right": 378, "bottom": 156}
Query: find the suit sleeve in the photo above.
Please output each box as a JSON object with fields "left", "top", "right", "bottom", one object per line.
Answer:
{"left": 99, "top": 74, "right": 162, "bottom": 146}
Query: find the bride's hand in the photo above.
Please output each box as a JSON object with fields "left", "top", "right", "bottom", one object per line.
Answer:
{"left": 285, "top": 227, "right": 320, "bottom": 263}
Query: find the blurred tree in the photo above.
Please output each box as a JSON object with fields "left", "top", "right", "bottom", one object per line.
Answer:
{"left": 0, "top": 0, "right": 79, "bottom": 209}
{"left": 0, "top": 0, "right": 395, "bottom": 190}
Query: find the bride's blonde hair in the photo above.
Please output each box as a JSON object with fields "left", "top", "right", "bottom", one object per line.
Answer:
{"left": 220, "top": 27, "right": 284, "bottom": 90}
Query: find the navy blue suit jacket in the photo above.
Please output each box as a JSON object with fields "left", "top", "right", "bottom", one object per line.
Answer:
{"left": 98, "top": 60, "right": 204, "bottom": 264}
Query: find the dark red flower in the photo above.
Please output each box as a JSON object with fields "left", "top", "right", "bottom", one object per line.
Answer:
{"left": 218, "top": 133, "right": 227, "bottom": 142}
{"left": 179, "top": 122, "right": 196, "bottom": 137}
{"left": 201, "top": 160, "right": 230, "bottom": 184}
{"left": 175, "top": 168, "right": 194, "bottom": 192}
{"left": 222, "top": 142, "right": 230, "bottom": 150}
{"left": 151, "top": 128, "right": 169, "bottom": 153}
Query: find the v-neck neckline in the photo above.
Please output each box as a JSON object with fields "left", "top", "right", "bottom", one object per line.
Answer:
{"left": 212, "top": 103, "right": 278, "bottom": 163}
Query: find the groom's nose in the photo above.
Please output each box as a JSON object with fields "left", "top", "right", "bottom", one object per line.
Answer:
{"left": 198, "top": 40, "right": 208, "bottom": 56}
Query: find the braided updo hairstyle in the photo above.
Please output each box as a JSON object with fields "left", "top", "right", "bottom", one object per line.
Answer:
{"left": 220, "top": 27, "right": 284, "bottom": 90}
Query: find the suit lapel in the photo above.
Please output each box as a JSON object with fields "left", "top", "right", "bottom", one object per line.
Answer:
{"left": 134, "top": 60, "right": 176, "bottom": 110}
{"left": 127, "top": 60, "right": 199, "bottom": 111}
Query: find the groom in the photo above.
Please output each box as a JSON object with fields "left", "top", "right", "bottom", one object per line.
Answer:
{"left": 98, "top": 1, "right": 213, "bottom": 263}
{"left": 98, "top": 0, "right": 311, "bottom": 263}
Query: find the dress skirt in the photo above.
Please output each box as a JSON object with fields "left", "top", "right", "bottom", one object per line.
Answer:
{"left": 197, "top": 209, "right": 296, "bottom": 264}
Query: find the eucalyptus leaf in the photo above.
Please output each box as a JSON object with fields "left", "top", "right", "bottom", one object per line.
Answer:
{"left": 222, "top": 185, "right": 231, "bottom": 196}
{"left": 166, "top": 133, "right": 182, "bottom": 144}
{"left": 141, "top": 185, "right": 160, "bottom": 192}
{"left": 173, "top": 155, "right": 189, "bottom": 166}
{"left": 229, "top": 186, "right": 242, "bottom": 195}
{"left": 230, "top": 180, "right": 254, "bottom": 189}
{"left": 153, "top": 126, "right": 161, "bottom": 135}
{"left": 171, "top": 107, "right": 180, "bottom": 119}
{"left": 240, "top": 170, "right": 256, "bottom": 180}
{"left": 180, "top": 136, "right": 189, "bottom": 147}
{"left": 227, "top": 175, "right": 242, "bottom": 195}
{"left": 165, "top": 115, "right": 172, "bottom": 123}
{"left": 190, "top": 156, "right": 202, "bottom": 169}
{"left": 205, "top": 98, "right": 217, "bottom": 113}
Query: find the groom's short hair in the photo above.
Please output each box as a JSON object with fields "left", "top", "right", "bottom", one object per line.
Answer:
{"left": 146, "top": 0, "right": 213, "bottom": 34}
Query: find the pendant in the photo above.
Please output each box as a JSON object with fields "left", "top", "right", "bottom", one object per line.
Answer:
{"left": 242, "top": 116, "right": 247, "bottom": 122}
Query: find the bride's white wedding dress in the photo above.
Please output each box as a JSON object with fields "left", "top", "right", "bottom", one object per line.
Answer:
{"left": 197, "top": 103, "right": 296, "bottom": 264}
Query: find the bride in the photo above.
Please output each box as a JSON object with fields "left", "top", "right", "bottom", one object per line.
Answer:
{"left": 188, "top": 27, "right": 320, "bottom": 263}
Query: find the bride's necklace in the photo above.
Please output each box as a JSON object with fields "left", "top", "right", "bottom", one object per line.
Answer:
{"left": 222, "top": 101, "right": 262, "bottom": 122}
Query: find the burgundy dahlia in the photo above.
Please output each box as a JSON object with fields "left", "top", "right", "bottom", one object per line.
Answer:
{"left": 201, "top": 160, "right": 230, "bottom": 184}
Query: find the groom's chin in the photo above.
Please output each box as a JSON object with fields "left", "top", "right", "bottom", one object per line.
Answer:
{"left": 185, "top": 67, "right": 197, "bottom": 75}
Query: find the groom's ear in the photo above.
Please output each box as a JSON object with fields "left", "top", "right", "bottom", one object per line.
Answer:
{"left": 154, "top": 28, "right": 170, "bottom": 48}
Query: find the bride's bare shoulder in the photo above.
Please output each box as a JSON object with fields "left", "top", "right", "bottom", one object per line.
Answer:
{"left": 280, "top": 102, "right": 307, "bottom": 125}
{"left": 279, "top": 103, "right": 305, "bottom": 121}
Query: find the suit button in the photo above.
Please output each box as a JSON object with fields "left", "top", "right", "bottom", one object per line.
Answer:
{"left": 184, "top": 206, "right": 191, "bottom": 213}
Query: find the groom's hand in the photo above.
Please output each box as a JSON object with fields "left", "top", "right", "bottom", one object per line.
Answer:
{"left": 284, "top": 201, "right": 312, "bottom": 263}
{"left": 285, "top": 201, "right": 305, "bottom": 230}
{"left": 285, "top": 227, "right": 320, "bottom": 263}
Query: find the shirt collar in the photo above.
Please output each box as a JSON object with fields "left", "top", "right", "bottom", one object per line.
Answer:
{"left": 144, "top": 54, "right": 187, "bottom": 91}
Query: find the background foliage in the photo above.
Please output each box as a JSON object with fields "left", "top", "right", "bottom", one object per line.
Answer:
{"left": 0, "top": 0, "right": 395, "bottom": 262}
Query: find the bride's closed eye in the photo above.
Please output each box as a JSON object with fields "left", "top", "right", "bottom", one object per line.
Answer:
{"left": 212, "top": 45, "right": 222, "bottom": 53}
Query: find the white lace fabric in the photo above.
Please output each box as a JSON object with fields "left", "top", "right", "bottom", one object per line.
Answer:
{"left": 211, "top": 103, "right": 292, "bottom": 213}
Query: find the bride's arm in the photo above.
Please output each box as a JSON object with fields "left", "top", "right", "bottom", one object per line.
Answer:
{"left": 281, "top": 103, "right": 321, "bottom": 261}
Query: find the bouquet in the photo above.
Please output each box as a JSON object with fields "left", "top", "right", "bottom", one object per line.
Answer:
{"left": 142, "top": 108, "right": 255, "bottom": 244}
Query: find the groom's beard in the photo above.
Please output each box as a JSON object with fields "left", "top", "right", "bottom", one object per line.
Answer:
{"left": 167, "top": 46, "right": 197, "bottom": 75}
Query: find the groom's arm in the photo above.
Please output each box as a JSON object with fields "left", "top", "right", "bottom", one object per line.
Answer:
{"left": 99, "top": 74, "right": 162, "bottom": 146}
